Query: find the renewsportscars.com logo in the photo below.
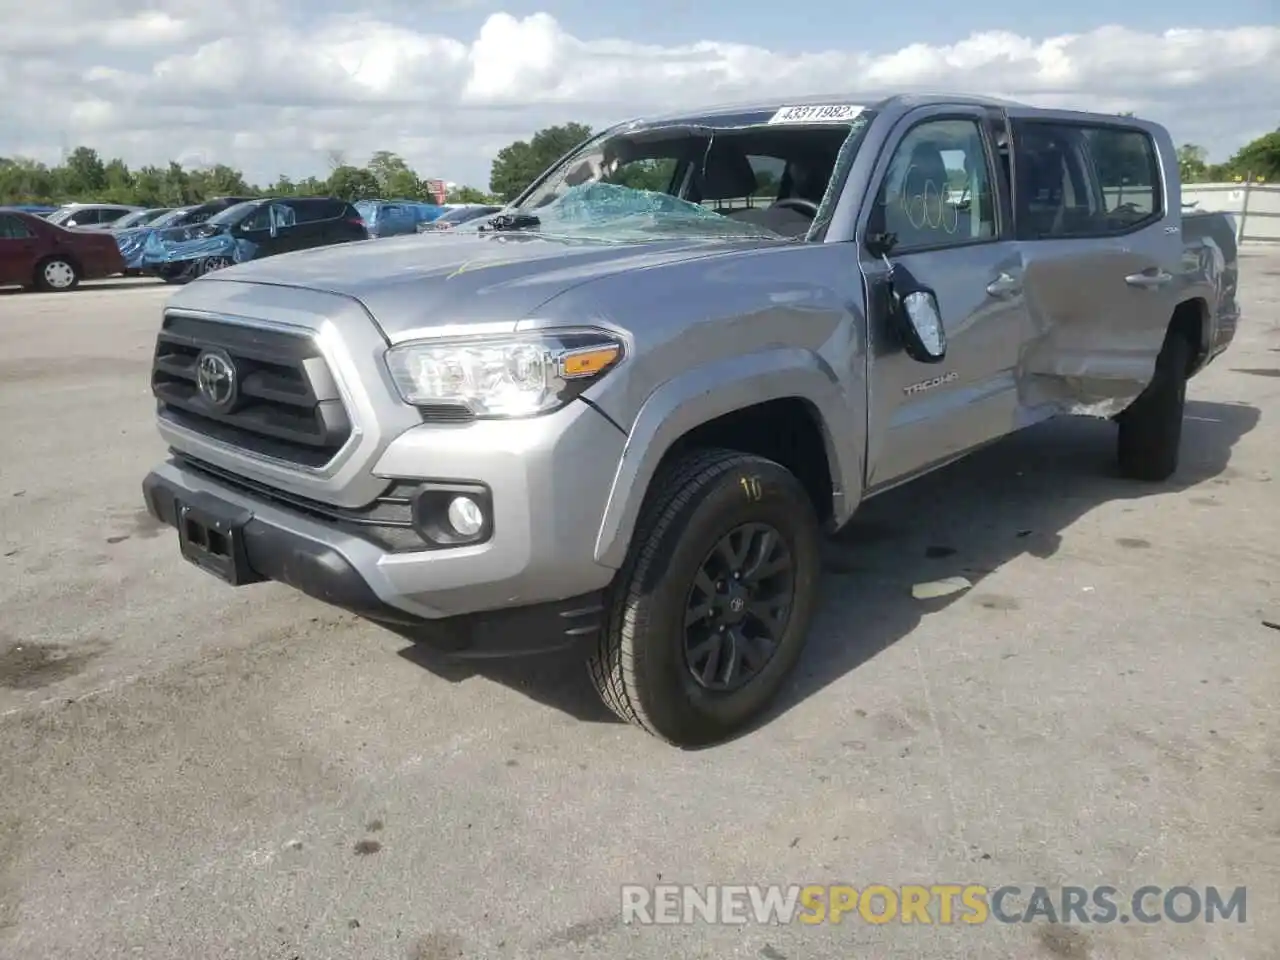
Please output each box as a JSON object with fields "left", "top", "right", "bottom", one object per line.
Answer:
{"left": 621, "top": 884, "right": 1248, "bottom": 926}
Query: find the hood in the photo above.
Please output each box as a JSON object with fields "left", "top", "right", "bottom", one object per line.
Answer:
{"left": 201, "top": 230, "right": 784, "bottom": 338}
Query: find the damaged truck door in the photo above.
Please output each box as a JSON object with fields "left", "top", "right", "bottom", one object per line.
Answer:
{"left": 860, "top": 106, "right": 1030, "bottom": 489}
{"left": 1009, "top": 117, "right": 1182, "bottom": 424}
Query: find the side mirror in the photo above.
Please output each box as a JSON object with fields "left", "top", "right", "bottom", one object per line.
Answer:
{"left": 897, "top": 289, "right": 947, "bottom": 363}
{"left": 879, "top": 260, "right": 946, "bottom": 364}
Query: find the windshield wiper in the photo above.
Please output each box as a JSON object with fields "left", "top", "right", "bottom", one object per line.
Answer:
{"left": 479, "top": 213, "right": 541, "bottom": 232}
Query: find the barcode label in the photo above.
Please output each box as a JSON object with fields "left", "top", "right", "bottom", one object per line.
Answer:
{"left": 768, "top": 104, "right": 865, "bottom": 124}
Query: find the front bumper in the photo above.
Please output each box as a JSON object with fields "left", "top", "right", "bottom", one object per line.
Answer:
{"left": 142, "top": 392, "right": 628, "bottom": 655}
{"left": 142, "top": 462, "right": 610, "bottom": 657}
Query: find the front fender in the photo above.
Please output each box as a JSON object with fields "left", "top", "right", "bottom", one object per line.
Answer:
{"left": 592, "top": 347, "right": 864, "bottom": 569}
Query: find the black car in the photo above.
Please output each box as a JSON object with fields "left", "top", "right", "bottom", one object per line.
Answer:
{"left": 147, "top": 196, "right": 258, "bottom": 230}
{"left": 141, "top": 197, "right": 369, "bottom": 283}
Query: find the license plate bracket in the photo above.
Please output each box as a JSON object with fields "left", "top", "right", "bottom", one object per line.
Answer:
{"left": 175, "top": 494, "right": 263, "bottom": 586}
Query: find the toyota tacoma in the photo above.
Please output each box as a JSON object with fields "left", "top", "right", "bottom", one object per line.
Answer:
{"left": 141, "top": 94, "right": 1240, "bottom": 746}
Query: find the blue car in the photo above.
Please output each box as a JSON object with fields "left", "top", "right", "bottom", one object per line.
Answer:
{"left": 355, "top": 199, "right": 445, "bottom": 237}
{"left": 6, "top": 204, "right": 58, "bottom": 217}
{"left": 113, "top": 197, "right": 259, "bottom": 272}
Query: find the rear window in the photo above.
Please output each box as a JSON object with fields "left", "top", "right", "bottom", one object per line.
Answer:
{"left": 1010, "top": 120, "right": 1163, "bottom": 239}
{"left": 1083, "top": 127, "right": 1162, "bottom": 221}
{"left": 0, "top": 214, "right": 33, "bottom": 239}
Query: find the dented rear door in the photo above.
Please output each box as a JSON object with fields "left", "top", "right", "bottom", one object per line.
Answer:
{"left": 1008, "top": 113, "right": 1182, "bottom": 418}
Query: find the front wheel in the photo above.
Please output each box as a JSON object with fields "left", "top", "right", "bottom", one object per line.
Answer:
{"left": 1116, "top": 332, "right": 1192, "bottom": 482}
{"left": 588, "top": 448, "right": 822, "bottom": 747}
{"left": 34, "top": 257, "right": 80, "bottom": 292}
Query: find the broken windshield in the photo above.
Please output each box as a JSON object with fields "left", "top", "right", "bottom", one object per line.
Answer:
{"left": 507, "top": 107, "right": 876, "bottom": 242}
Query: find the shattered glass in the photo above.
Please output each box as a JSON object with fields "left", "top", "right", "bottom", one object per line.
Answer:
{"left": 508, "top": 182, "right": 785, "bottom": 242}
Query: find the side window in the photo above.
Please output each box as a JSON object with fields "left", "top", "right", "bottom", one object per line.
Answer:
{"left": 287, "top": 201, "right": 324, "bottom": 224}
{"left": 872, "top": 118, "right": 996, "bottom": 251}
{"left": 1010, "top": 122, "right": 1100, "bottom": 240}
{"left": 1082, "top": 126, "right": 1162, "bottom": 229}
{"left": 0, "top": 214, "right": 32, "bottom": 239}
{"left": 1011, "top": 121, "right": 1161, "bottom": 239}
{"left": 271, "top": 203, "right": 298, "bottom": 228}
{"left": 241, "top": 205, "right": 272, "bottom": 231}
{"left": 748, "top": 156, "right": 786, "bottom": 202}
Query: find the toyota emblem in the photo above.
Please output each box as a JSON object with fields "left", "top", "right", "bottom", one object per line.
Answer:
{"left": 196, "top": 349, "right": 237, "bottom": 410}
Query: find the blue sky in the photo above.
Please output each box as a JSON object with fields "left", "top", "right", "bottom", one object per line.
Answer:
{"left": 439, "top": 0, "right": 1278, "bottom": 51}
{"left": 1, "top": 0, "right": 1276, "bottom": 186}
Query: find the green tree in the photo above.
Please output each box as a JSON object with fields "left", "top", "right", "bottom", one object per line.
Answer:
{"left": 490, "top": 122, "right": 594, "bottom": 201}
{"left": 63, "top": 146, "right": 107, "bottom": 194}
{"left": 366, "top": 150, "right": 421, "bottom": 198}
{"left": 326, "top": 165, "right": 380, "bottom": 201}
{"left": 162, "top": 161, "right": 192, "bottom": 205}
{"left": 186, "top": 163, "right": 250, "bottom": 199}
{"left": 0, "top": 157, "right": 55, "bottom": 202}
{"left": 1226, "top": 129, "right": 1280, "bottom": 182}
{"left": 1177, "top": 143, "right": 1209, "bottom": 183}
{"left": 131, "top": 166, "right": 166, "bottom": 207}
{"left": 102, "top": 158, "right": 135, "bottom": 202}
{"left": 448, "top": 185, "right": 498, "bottom": 204}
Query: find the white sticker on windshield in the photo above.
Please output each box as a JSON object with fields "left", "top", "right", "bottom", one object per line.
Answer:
{"left": 768, "top": 104, "right": 864, "bottom": 124}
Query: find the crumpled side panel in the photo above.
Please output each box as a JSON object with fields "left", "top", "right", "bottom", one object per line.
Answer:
{"left": 114, "top": 227, "right": 154, "bottom": 270}
{"left": 141, "top": 231, "right": 258, "bottom": 266}
{"left": 1011, "top": 247, "right": 1174, "bottom": 421}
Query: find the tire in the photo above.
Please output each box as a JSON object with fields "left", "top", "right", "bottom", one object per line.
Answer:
{"left": 588, "top": 448, "right": 823, "bottom": 747}
{"left": 1116, "top": 331, "right": 1192, "bottom": 482}
{"left": 156, "top": 265, "right": 190, "bottom": 285}
{"left": 33, "top": 256, "right": 80, "bottom": 292}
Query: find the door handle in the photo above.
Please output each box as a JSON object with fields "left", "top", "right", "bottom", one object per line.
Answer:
{"left": 985, "top": 272, "right": 1022, "bottom": 298}
{"left": 1124, "top": 269, "right": 1173, "bottom": 289}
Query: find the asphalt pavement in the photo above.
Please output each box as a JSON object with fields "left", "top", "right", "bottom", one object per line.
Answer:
{"left": 1, "top": 258, "right": 1278, "bottom": 960}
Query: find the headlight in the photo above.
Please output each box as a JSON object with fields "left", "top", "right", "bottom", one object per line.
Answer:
{"left": 385, "top": 328, "right": 625, "bottom": 418}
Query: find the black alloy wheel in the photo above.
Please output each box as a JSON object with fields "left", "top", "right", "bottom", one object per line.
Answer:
{"left": 683, "top": 522, "right": 794, "bottom": 692}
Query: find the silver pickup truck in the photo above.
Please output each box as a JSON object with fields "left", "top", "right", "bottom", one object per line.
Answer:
{"left": 141, "top": 94, "right": 1240, "bottom": 747}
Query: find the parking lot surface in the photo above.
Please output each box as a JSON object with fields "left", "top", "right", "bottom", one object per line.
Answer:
{"left": 1, "top": 257, "right": 1278, "bottom": 960}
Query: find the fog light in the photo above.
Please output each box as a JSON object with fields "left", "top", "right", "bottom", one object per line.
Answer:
{"left": 447, "top": 495, "right": 485, "bottom": 537}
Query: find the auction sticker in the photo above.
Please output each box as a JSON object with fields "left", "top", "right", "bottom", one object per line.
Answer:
{"left": 768, "top": 104, "right": 864, "bottom": 124}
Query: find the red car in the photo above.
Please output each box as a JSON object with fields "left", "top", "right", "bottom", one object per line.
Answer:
{"left": 0, "top": 208, "right": 127, "bottom": 291}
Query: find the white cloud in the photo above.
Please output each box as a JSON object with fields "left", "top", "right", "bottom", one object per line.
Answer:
{"left": 0, "top": 3, "right": 1276, "bottom": 189}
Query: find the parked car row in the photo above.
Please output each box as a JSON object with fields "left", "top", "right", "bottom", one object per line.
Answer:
{"left": 1, "top": 194, "right": 512, "bottom": 291}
